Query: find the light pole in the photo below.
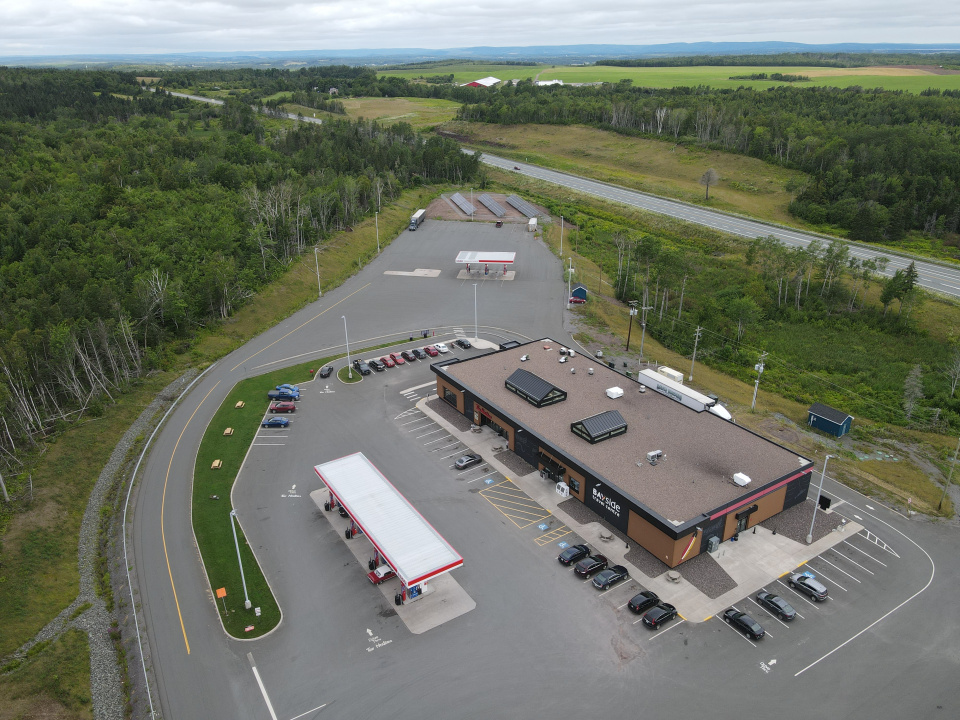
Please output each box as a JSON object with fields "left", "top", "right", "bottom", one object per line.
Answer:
{"left": 559, "top": 215, "right": 564, "bottom": 256}
{"left": 342, "top": 315, "right": 352, "bottom": 379}
{"left": 314, "top": 247, "right": 322, "bottom": 299}
{"left": 229, "top": 510, "right": 252, "bottom": 609}
{"left": 473, "top": 283, "right": 478, "bottom": 342}
{"left": 938, "top": 436, "right": 960, "bottom": 511}
{"left": 375, "top": 211, "right": 380, "bottom": 253}
{"left": 751, "top": 351, "right": 767, "bottom": 410}
{"left": 625, "top": 301, "right": 638, "bottom": 351}
{"left": 807, "top": 454, "right": 832, "bottom": 544}
{"left": 567, "top": 257, "right": 573, "bottom": 306}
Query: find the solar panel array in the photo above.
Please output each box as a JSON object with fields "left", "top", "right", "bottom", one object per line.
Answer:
{"left": 506, "top": 194, "right": 538, "bottom": 218}
{"left": 477, "top": 193, "right": 506, "bottom": 218}
{"left": 450, "top": 192, "right": 476, "bottom": 216}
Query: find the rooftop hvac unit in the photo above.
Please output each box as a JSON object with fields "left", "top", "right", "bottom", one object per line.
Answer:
{"left": 646, "top": 450, "right": 663, "bottom": 465}
{"left": 588, "top": 368, "right": 594, "bottom": 375}
{"left": 606, "top": 387, "right": 624, "bottom": 399}
{"left": 568, "top": 349, "right": 575, "bottom": 358}
{"left": 733, "top": 472, "right": 752, "bottom": 487}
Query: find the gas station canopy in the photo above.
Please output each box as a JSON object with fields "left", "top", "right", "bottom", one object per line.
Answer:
{"left": 314, "top": 453, "right": 463, "bottom": 586}
{"left": 455, "top": 251, "right": 516, "bottom": 265}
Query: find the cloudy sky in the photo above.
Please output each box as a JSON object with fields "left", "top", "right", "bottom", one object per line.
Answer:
{"left": 1, "top": 1, "right": 957, "bottom": 56}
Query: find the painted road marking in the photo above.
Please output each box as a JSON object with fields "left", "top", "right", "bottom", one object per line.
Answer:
{"left": 716, "top": 616, "right": 757, "bottom": 647}
{"left": 281, "top": 484, "right": 301, "bottom": 499}
{"left": 534, "top": 526, "right": 572, "bottom": 546}
{"left": 648, "top": 619, "right": 685, "bottom": 640}
{"left": 842, "top": 539, "right": 887, "bottom": 567}
{"left": 480, "top": 479, "right": 552, "bottom": 529}
{"left": 248, "top": 652, "right": 279, "bottom": 720}
{"left": 399, "top": 416, "right": 425, "bottom": 426}
{"left": 558, "top": 541, "right": 569, "bottom": 549}
{"left": 806, "top": 564, "right": 848, "bottom": 591}
{"left": 288, "top": 704, "right": 328, "bottom": 720}
{"left": 407, "top": 423, "right": 434, "bottom": 433}
{"left": 424, "top": 435, "right": 452, "bottom": 445}
{"left": 748, "top": 596, "right": 792, "bottom": 628}
{"left": 400, "top": 381, "right": 436, "bottom": 394}
{"left": 829, "top": 547, "right": 875, "bottom": 575}
{"left": 777, "top": 578, "right": 820, "bottom": 608}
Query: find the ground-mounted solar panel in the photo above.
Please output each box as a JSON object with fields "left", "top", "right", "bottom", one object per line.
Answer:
{"left": 450, "top": 192, "right": 476, "bottom": 216}
{"left": 478, "top": 194, "right": 506, "bottom": 218}
{"left": 506, "top": 194, "right": 539, "bottom": 218}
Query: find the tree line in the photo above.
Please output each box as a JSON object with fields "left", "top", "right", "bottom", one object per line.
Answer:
{"left": 597, "top": 52, "right": 960, "bottom": 68}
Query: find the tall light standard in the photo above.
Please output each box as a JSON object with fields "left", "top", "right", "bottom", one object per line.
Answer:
{"left": 938, "top": 436, "right": 959, "bottom": 511}
{"left": 807, "top": 454, "right": 832, "bottom": 544}
{"left": 473, "top": 283, "right": 478, "bottom": 342}
{"left": 375, "top": 211, "right": 380, "bottom": 253}
{"left": 567, "top": 257, "right": 573, "bottom": 306}
{"left": 342, "top": 315, "right": 352, "bottom": 379}
{"left": 314, "top": 247, "right": 322, "bottom": 299}
{"left": 229, "top": 510, "right": 252, "bottom": 609}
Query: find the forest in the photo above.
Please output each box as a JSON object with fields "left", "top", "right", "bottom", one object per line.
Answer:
{"left": 0, "top": 67, "right": 478, "bottom": 466}
{"left": 455, "top": 82, "right": 960, "bottom": 245}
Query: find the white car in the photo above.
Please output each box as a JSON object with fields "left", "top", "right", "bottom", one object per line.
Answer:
{"left": 435, "top": 342, "right": 449, "bottom": 353}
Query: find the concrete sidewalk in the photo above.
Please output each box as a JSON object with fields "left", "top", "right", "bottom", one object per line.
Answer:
{"left": 417, "top": 395, "right": 861, "bottom": 623}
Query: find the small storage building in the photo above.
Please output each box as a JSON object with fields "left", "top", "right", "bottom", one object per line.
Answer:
{"left": 807, "top": 403, "right": 853, "bottom": 438}
{"left": 571, "top": 284, "right": 588, "bottom": 301}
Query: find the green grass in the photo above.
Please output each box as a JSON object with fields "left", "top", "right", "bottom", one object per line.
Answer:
{"left": 0, "top": 629, "right": 93, "bottom": 719}
{"left": 378, "top": 63, "right": 542, "bottom": 83}
{"left": 337, "top": 366, "right": 363, "bottom": 383}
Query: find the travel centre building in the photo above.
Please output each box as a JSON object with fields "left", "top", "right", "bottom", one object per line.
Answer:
{"left": 432, "top": 339, "right": 815, "bottom": 568}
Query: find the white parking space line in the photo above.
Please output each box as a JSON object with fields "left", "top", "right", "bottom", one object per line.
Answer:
{"left": 424, "top": 436, "right": 452, "bottom": 446}
{"left": 248, "top": 653, "right": 279, "bottom": 720}
{"left": 288, "top": 704, "right": 327, "bottom": 720}
{"left": 416, "top": 429, "right": 444, "bottom": 439}
{"left": 399, "top": 417, "right": 425, "bottom": 426}
{"left": 805, "top": 564, "right": 848, "bottom": 591}
{"left": 648, "top": 619, "right": 685, "bottom": 639}
{"left": 400, "top": 381, "right": 435, "bottom": 394}
{"left": 458, "top": 465, "right": 490, "bottom": 476}
{"left": 748, "top": 597, "right": 791, "bottom": 628}
{"left": 842, "top": 539, "right": 888, "bottom": 567}
{"left": 441, "top": 450, "right": 464, "bottom": 459}
{"left": 830, "top": 548, "right": 875, "bottom": 575}
{"left": 257, "top": 435, "right": 288, "bottom": 438}
{"left": 716, "top": 617, "right": 757, "bottom": 647}
{"left": 812, "top": 558, "right": 857, "bottom": 585}
{"left": 254, "top": 443, "right": 286, "bottom": 446}
{"left": 407, "top": 423, "right": 435, "bottom": 432}
{"left": 777, "top": 579, "right": 820, "bottom": 608}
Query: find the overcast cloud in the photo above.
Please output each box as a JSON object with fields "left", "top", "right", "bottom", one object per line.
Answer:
{"left": 1, "top": 1, "right": 957, "bottom": 56}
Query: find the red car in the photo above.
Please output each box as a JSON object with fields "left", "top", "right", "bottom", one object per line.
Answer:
{"left": 389, "top": 352, "right": 406, "bottom": 365}
{"left": 380, "top": 355, "right": 395, "bottom": 368}
{"left": 569, "top": 297, "right": 586, "bottom": 304}
{"left": 423, "top": 345, "right": 439, "bottom": 357}
{"left": 367, "top": 564, "right": 396, "bottom": 585}
{"left": 269, "top": 401, "right": 296, "bottom": 413}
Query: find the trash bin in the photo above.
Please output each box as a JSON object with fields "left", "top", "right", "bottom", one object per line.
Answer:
{"left": 345, "top": 529, "right": 352, "bottom": 540}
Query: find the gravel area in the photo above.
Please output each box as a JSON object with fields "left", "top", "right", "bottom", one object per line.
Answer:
{"left": 494, "top": 449, "right": 536, "bottom": 477}
{"left": 673, "top": 552, "right": 737, "bottom": 599}
{"left": 761, "top": 499, "right": 837, "bottom": 544}
{"left": 425, "top": 396, "right": 473, "bottom": 432}
{"left": 2, "top": 370, "right": 198, "bottom": 720}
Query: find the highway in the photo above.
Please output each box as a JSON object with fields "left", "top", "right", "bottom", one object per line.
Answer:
{"left": 475, "top": 151, "right": 960, "bottom": 299}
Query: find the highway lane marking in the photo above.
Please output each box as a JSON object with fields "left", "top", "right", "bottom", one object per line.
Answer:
{"left": 162, "top": 380, "right": 221, "bottom": 655}
{"left": 248, "top": 652, "right": 279, "bottom": 720}
{"left": 230, "top": 283, "right": 371, "bottom": 372}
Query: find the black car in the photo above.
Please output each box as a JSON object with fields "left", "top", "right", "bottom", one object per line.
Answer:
{"left": 592, "top": 565, "right": 629, "bottom": 590}
{"left": 628, "top": 590, "right": 660, "bottom": 615}
{"left": 723, "top": 608, "right": 765, "bottom": 640}
{"left": 557, "top": 544, "right": 590, "bottom": 566}
{"left": 401, "top": 350, "right": 417, "bottom": 363}
{"left": 319, "top": 365, "right": 334, "bottom": 378}
{"left": 642, "top": 602, "right": 678, "bottom": 629}
{"left": 412, "top": 348, "right": 427, "bottom": 360}
{"left": 367, "top": 358, "right": 385, "bottom": 372}
{"left": 574, "top": 554, "right": 608, "bottom": 578}
{"left": 352, "top": 359, "right": 371, "bottom": 376}
{"left": 261, "top": 417, "right": 290, "bottom": 429}
{"left": 455, "top": 338, "right": 472, "bottom": 349}
{"left": 788, "top": 573, "right": 828, "bottom": 602}
{"left": 756, "top": 590, "right": 796, "bottom": 621}
{"left": 454, "top": 453, "right": 483, "bottom": 470}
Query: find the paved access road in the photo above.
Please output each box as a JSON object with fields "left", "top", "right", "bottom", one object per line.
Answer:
{"left": 161, "top": 89, "right": 325, "bottom": 126}
{"left": 476, "top": 151, "right": 960, "bottom": 299}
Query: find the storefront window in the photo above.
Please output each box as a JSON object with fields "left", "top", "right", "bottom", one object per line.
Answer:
{"left": 443, "top": 387, "right": 458, "bottom": 406}
{"left": 568, "top": 476, "right": 581, "bottom": 494}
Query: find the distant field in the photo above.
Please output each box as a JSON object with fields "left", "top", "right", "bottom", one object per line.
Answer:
{"left": 339, "top": 97, "right": 461, "bottom": 129}
{"left": 380, "top": 63, "right": 960, "bottom": 93}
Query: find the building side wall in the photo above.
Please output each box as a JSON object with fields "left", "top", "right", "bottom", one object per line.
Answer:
{"left": 436, "top": 377, "right": 465, "bottom": 414}
{"left": 627, "top": 512, "right": 700, "bottom": 568}
{"left": 722, "top": 485, "right": 787, "bottom": 540}
{"left": 473, "top": 401, "right": 515, "bottom": 451}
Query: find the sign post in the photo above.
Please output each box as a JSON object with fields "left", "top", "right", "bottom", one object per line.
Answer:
{"left": 216, "top": 587, "right": 227, "bottom": 614}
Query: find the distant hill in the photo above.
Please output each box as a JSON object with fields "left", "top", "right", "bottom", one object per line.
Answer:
{"left": 4, "top": 42, "right": 960, "bottom": 69}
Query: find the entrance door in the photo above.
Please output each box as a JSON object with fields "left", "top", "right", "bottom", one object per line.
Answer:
{"left": 735, "top": 514, "right": 749, "bottom": 535}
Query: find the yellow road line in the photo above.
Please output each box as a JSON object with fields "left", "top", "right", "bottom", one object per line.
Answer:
{"left": 162, "top": 380, "right": 220, "bottom": 654}
{"left": 230, "top": 283, "right": 371, "bottom": 372}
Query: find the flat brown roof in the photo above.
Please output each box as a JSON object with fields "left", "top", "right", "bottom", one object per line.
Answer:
{"left": 442, "top": 340, "right": 810, "bottom": 524}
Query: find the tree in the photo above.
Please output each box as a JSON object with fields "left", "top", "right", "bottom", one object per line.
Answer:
{"left": 940, "top": 346, "right": 960, "bottom": 397}
{"left": 726, "top": 297, "right": 763, "bottom": 346}
{"left": 699, "top": 168, "right": 720, "bottom": 200}
{"left": 903, "top": 364, "right": 924, "bottom": 421}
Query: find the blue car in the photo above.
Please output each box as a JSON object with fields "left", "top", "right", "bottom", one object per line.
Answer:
{"left": 261, "top": 417, "right": 290, "bottom": 429}
{"left": 276, "top": 384, "right": 299, "bottom": 392}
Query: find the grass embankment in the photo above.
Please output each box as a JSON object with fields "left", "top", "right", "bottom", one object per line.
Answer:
{"left": 0, "top": 628, "right": 92, "bottom": 719}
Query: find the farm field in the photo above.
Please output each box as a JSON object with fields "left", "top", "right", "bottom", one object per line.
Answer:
{"left": 339, "top": 96, "right": 461, "bottom": 128}
{"left": 441, "top": 120, "right": 807, "bottom": 225}
{"left": 377, "top": 62, "right": 541, "bottom": 83}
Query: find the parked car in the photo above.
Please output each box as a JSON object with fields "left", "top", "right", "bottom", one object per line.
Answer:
{"left": 495, "top": 220, "right": 503, "bottom": 228}
{"left": 261, "top": 417, "right": 290, "bottom": 429}
{"left": 389, "top": 352, "right": 406, "bottom": 365}
{"left": 267, "top": 389, "right": 299, "bottom": 401}
{"left": 455, "top": 338, "right": 472, "bottom": 349}
{"left": 569, "top": 297, "right": 586, "bottom": 304}
{"left": 557, "top": 544, "right": 590, "bottom": 566}
{"left": 574, "top": 554, "right": 608, "bottom": 578}
{"left": 367, "top": 358, "right": 385, "bottom": 372}
{"left": 454, "top": 454, "right": 483, "bottom": 470}
{"left": 627, "top": 590, "right": 660, "bottom": 615}
{"left": 423, "top": 345, "right": 439, "bottom": 357}
{"left": 788, "top": 572, "right": 828, "bottom": 602}
{"left": 513, "top": 166, "right": 520, "bottom": 171}
{"left": 401, "top": 350, "right": 417, "bottom": 363}
{"left": 269, "top": 402, "right": 296, "bottom": 413}
{"left": 435, "top": 342, "right": 449, "bottom": 353}
{"left": 723, "top": 608, "right": 765, "bottom": 640}
{"left": 642, "top": 602, "right": 678, "bottom": 629}
{"left": 756, "top": 590, "right": 797, "bottom": 621}
{"left": 380, "top": 355, "right": 395, "bottom": 368}
{"left": 276, "top": 384, "right": 299, "bottom": 392}
{"left": 592, "top": 565, "right": 629, "bottom": 590}
{"left": 352, "top": 359, "right": 371, "bottom": 376}
{"left": 367, "top": 564, "right": 396, "bottom": 585}
{"left": 412, "top": 348, "right": 427, "bottom": 360}
{"left": 318, "top": 365, "right": 334, "bottom": 378}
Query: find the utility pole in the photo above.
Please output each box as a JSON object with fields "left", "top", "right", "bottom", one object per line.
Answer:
{"left": 559, "top": 215, "right": 564, "bottom": 256}
{"left": 938, "top": 436, "right": 960, "bottom": 511}
{"left": 638, "top": 290, "right": 654, "bottom": 360}
{"left": 752, "top": 351, "right": 768, "bottom": 410}
{"left": 807, "top": 455, "right": 832, "bottom": 544}
{"left": 689, "top": 326, "right": 703, "bottom": 381}
{"left": 473, "top": 283, "right": 478, "bottom": 342}
{"left": 625, "top": 301, "right": 638, "bottom": 351}
{"left": 314, "top": 247, "right": 322, "bottom": 299}
{"left": 375, "top": 211, "right": 380, "bottom": 253}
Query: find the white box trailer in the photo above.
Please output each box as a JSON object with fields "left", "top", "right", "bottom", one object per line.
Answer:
{"left": 639, "top": 369, "right": 733, "bottom": 421}
{"left": 409, "top": 209, "right": 426, "bottom": 230}
{"left": 527, "top": 217, "right": 537, "bottom": 232}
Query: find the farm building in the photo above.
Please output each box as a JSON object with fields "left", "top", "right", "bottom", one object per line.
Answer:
{"left": 461, "top": 76, "right": 501, "bottom": 88}
{"left": 807, "top": 403, "right": 854, "bottom": 438}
